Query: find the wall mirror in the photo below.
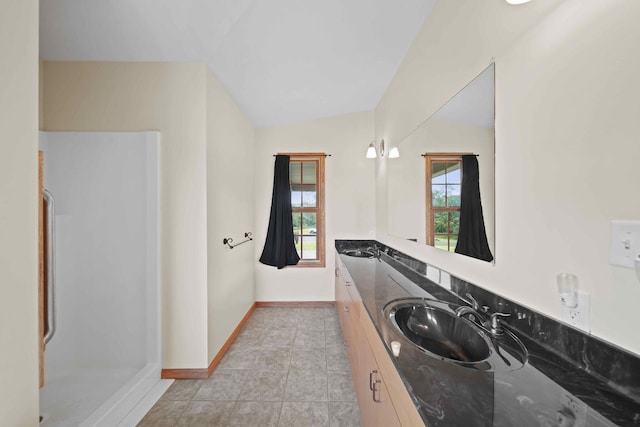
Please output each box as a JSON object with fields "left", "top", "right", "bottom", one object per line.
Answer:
{"left": 387, "top": 63, "right": 495, "bottom": 262}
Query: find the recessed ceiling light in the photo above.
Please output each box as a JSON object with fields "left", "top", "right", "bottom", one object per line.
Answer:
{"left": 506, "top": 0, "right": 531, "bottom": 4}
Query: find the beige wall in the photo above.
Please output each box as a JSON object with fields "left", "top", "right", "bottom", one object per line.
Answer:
{"left": 254, "top": 111, "right": 375, "bottom": 301}
{"left": 42, "top": 62, "right": 210, "bottom": 368}
{"left": 376, "top": 0, "right": 640, "bottom": 355}
{"left": 205, "top": 68, "right": 256, "bottom": 361}
{"left": 0, "top": 0, "right": 40, "bottom": 425}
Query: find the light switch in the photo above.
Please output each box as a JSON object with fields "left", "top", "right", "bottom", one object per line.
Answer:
{"left": 610, "top": 220, "right": 640, "bottom": 268}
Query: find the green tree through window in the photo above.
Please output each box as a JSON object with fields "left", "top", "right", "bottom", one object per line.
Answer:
{"left": 288, "top": 153, "right": 326, "bottom": 267}
{"left": 426, "top": 155, "right": 462, "bottom": 252}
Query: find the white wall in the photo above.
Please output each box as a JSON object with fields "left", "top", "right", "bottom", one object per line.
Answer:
{"left": 0, "top": 0, "right": 40, "bottom": 425}
{"left": 376, "top": 0, "right": 640, "bottom": 355}
{"left": 42, "top": 62, "right": 210, "bottom": 369}
{"left": 255, "top": 111, "right": 375, "bottom": 301}
{"left": 206, "top": 69, "right": 256, "bottom": 362}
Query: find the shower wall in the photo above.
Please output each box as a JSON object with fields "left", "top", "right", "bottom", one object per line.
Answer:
{"left": 39, "top": 131, "right": 160, "bottom": 426}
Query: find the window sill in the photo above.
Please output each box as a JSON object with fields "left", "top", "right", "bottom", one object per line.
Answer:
{"left": 291, "top": 260, "right": 326, "bottom": 268}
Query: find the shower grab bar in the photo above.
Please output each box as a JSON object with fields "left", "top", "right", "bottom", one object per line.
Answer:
{"left": 43, "top": 189, "right": 57, "bottom": 346}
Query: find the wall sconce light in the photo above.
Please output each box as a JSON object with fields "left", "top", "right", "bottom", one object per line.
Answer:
{"left": 506, "top": 0, "right": 531, "bottom": 4}
{"left": 366, "top": 141, "right": 377, "bottom": 158}
{"left": 367, "top": 140, "right": 394, "bottom": 158}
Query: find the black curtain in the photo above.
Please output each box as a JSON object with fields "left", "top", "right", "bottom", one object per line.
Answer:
{"left": 259, "top": 155, "right": 300, "bottom": 269}
{"left": 455, "top": 155, "right": 494, "bottom": 262}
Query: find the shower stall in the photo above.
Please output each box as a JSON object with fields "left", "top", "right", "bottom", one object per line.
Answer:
{"left": 39, "top": 131, "right": 166, "bottom": 426}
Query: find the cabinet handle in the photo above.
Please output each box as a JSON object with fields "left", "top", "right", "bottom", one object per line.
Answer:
{"left": 372, "top": 379, "right": 382, "bottom": 403}
{"left": 344, "top": 306, "right": 350, "bottom": 313}
{"left": 369, "top": 369, "right": 378, "bottom": 390}
{"left": 345, "top": 282, "right": 351, "bottom": 286}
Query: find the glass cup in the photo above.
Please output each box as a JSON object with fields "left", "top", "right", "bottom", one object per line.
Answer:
{"left": 557, "top": 273, "right": 578, "bottom": 308}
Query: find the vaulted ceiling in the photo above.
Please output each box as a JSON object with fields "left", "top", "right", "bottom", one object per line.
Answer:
{"left": 40, "top": 0, "right": 436, "bottom": 127}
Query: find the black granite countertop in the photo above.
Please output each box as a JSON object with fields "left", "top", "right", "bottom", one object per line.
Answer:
{"left": 336, "top": 240, "right": 640, "bottom": 427}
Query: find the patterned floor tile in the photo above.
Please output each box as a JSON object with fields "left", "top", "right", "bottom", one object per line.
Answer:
{"left": 139, "top": 306, "right": 362, "bottom": 427}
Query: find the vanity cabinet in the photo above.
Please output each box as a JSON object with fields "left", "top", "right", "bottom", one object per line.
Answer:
{"left": 335, "top": 252, "right": 424, "bottom": 427}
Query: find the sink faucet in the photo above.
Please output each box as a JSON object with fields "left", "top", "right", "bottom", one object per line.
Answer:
{"left": 455, "top": 293, "right": 483, "bottom": 321}
{"left": 456, "top": 293, "right": 511, "bottom": 337}
{"left": 455, "top": 293, "right": 484, "bottom": 324}
{"left": 455, "top": 305, "right": 482, "bottom": 323}
{"left": 459, "top": 292, "right": 483, "bottom": 311}
{"left": 367, "top": 244, "right": 382, "bottom": 259}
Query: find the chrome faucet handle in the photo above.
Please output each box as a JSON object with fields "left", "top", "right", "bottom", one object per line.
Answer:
{"left": 464, "top": 293, "right": 480, "bottom": 310}
{"left": 455, "top": 306, "right": 483, "bottom": 327}
{"left": 489, "top": 312, "right": 510, "bottom": 336}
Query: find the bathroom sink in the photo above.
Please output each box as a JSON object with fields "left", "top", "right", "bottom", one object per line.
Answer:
{"left": 383, "top": 298, "right": 528, "bottom": 371}
{"left": 385, "top": 299, "right": 490, "bottom": 363}
{"left": 343, "top": 249, "right": 375, "bottom": 258}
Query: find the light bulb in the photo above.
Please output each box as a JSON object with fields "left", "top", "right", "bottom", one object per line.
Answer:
{"left": 366, "top": 142, "right": 377, "bottom": 159}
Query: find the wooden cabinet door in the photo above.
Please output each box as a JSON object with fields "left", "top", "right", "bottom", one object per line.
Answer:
{"left": 361, "top": 300, "right": 425, "bottom": 426}
{"left": 353, "top": 335, "right": 377, "bottom": 426}
{"left": 371, "top": 368, "right": 402, "bottom": 426}
{"left": 335, "top": 270, "right": 351, "bottom": 336}
{"left": 352, "top": 324, "right": 401, "bottom": 427}
{"left": 335, "top": 266, "right": 357, "bottom": 368}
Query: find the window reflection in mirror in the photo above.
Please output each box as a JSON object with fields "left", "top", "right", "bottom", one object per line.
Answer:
{"left": 387, "top": 63, "right": 495, "bottom": 262}
{"left": 427, "top": 155, "right": 462, "bottom": 252}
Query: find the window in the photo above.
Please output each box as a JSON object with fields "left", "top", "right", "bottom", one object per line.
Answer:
{"left": 426, "top": 155, "right": 462, "bottom": 252}
{"left": 289, "top": 153, "right": 325, "bottom": 267}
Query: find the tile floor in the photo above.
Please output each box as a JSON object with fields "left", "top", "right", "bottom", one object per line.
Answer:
{"left": 137, "top": 306, "right": 362, "bottom": 426}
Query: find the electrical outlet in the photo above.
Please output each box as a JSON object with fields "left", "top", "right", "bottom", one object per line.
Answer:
{"left": 561, "top": 290, "right": 590, "bottom": 332}
{"left": 559, "top": 392, "right": 587, "bottom": 425}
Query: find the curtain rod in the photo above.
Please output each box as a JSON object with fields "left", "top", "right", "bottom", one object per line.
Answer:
{"left": 421, "top": 153, "right": 479, "bottom": 157}
{"left": 273, "top": 153, "right": 331, "bottom": 157}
